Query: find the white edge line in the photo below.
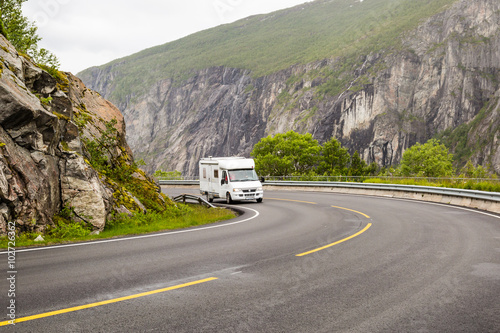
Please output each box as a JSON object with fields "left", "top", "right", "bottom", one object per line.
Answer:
{"left": 2, "top": 194, "right": 498, "bottom": 254}
{"left": 0, "top": 206, "right": 259, "bottom": 255}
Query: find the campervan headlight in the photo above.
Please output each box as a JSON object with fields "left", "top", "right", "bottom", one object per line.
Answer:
{"left": 232, "top": 188, "right": 242, "bottom": 192}
{"left": 257, "top": 188, "right": 263, "bottom": 192}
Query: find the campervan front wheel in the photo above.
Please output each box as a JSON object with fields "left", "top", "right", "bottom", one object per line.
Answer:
{"left": 226, "top": 192, "right": 233, "bottom": 204}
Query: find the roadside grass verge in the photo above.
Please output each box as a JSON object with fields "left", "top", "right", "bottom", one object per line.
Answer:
{"left": 0, "top": 204, "right": 235, "bottom": 249}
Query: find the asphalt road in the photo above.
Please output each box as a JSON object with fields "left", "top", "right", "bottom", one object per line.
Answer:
{"left": 1, "top": 189, "right": 499, "bottom": 332}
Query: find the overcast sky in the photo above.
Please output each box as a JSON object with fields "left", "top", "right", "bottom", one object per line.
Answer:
{"left": 22, "top": 0, "right": 311, "bottom": 74}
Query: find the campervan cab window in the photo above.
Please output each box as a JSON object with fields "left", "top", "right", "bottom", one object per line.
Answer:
{"left": 228, "top": 169, "right": 259, "bottom": 182}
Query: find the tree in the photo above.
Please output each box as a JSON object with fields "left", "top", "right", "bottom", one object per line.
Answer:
{"left": 366, "top": 162, "right": 379, "bottom": 176}
{"left": 251, "top": 134, "right": 292, "bottom": 177}
{"left": 153, "top": 170, "right": 182, "bottom": 180}
{"left": 251, "top": 131, "right": 321, "bottom": 177}
{"left": 0, "top": 0, "right": 59, "bottom": 69}
{"left": 318, "top": 137, "right": 350, "bottom": 175}
{"left": 459, "top": 160, "right": 496, "bottom": 179}
{"left": 349, "top": 150, "right": 368, "bottom": 177}
{"left": 399, "top": 139, "right": 454, "bottom": 177}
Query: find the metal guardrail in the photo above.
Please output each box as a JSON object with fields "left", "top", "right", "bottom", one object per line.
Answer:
{"left": 263, "top": 181, "right": 500, "bottom": 202}
{"left": 161, "top": 180, "right": 500, "bottom": 203}
{"left": 172, "top": 193, "right": 215, "bottom": 208}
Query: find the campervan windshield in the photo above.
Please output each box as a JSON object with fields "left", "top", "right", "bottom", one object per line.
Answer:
{"left": 228, "top": 169, "right": 259, "bottom": 182}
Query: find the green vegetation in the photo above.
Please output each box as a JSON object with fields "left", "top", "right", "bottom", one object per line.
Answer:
{"left": 73, "top": 103, "right": 93, "bottom": 129}
{"left": 79, "top": 0, "right": 458, "bottom": 104}
{"left": 436, "top": 97, "right": 499, "bottom": 169}
{"left": 0, "top": 205, "right": 235, "bottom": 248}
{"left": 317, "top": 137, "right": 350, "bottom": 176}
{"left": 82, "top": 118, "right": 169, "bottom": 213}
{"left": 251, "top": 131, "right": 321, "bottom": 177}
{"left": 251, "top": 131, "right": 375, "bottom": 177}
{"left": 102, "top": 206, "right": 234, "bottom": 237}
{"left": 38, "top": 95, "right": 52, "bottom": 106}
{"left": 0, "top": 0, "right": 59, "bottom": 69}
{"left": 154, "top": 170, "right": 183, "bottom": 180}
{"left": 252, "top": 131, "right": 498, "bottom": 190}
{"left": 398, "top": 139, "right": 454, "bottom": 177}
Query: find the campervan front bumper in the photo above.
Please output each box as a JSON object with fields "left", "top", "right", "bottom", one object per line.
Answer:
{"left": 232, "top": 188, "right": 263, "bottom": 201}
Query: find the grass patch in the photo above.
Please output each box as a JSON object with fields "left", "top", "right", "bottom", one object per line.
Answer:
{"left": 0, "top": 204, "right": 236, "bottom": 249}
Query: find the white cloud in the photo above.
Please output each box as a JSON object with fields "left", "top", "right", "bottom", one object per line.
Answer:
{"left": 22, "top": 0, "right": 309, "bottom": 74}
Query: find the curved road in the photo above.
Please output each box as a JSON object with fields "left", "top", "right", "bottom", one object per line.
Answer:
{"left": 1, "top": 190, "right": 499, "bottom": 332}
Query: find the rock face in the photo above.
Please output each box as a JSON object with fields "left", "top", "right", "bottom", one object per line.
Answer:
{"left": 81, "top": 0, "right": 500, "bottom": 176}
{"left": 0, "top": 34, "right": 147, "bottom": 235}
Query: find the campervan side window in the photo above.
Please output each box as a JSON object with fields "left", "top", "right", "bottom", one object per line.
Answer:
{"left": 203, "top": 168, "right": 207, "bottom": 179}
{"left": 214, "top": 169, "right": 219, "bottom": 178}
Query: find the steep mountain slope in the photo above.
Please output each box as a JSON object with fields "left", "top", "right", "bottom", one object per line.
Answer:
{"left": 80, "top": 0, "right": 457, "bottom": 100}
{"left": 79, "top": 0, "right": 500, "bottom": 176}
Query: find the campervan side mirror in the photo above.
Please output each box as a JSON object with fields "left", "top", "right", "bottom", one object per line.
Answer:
{"left": 260, "top": 177, "right": 265, "bottom": 183}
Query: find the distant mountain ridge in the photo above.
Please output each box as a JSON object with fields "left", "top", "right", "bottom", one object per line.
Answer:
{"left": 79, "top": 0, "right": 500, "bottom": 176}
{"left": 80, "top": 0, "right": 457, "bottom": 103}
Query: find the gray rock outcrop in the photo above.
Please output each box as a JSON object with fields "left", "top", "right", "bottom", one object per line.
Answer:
{"left": 0, "top": 34, "right": 148, "bottom": 235}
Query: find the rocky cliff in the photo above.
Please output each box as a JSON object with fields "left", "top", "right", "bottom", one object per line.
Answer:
{"left": 80, "top": 0, "right": 500, "bottom": 176}
{"left": 0, "top": 34, "right": 165, "bottom": 235}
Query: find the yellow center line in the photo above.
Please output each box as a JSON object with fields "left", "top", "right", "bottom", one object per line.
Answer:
{"left": 266, "top": 197, "right": 317, "bottom": 205}
{"left": 331, "top": 205, "right": 370, "bottom": 219}
{"left": 296, "top": 223, "right": 372, "bottom": 257}
{"left": 0, "top": 277, "right": 218, "bottom": 327}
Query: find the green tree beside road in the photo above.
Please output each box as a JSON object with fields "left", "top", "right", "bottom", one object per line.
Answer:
{"left": 251, "top": 131, "right": 321, "bottom": 177}
{"left": 398, "top": 139, "right": 454, "bottom": 177}
{"left": 0, "top": 0, "right": 59, "bottom": 69}
{"left": 317, "top": 137, "right": 350, "bottom": 176}
{"left": 349, "top": 151, "right": 368, "bottom": 177}
{"left": 251, "top": 132, "right": 495, "bottom": 182}
{"left": 251, "top": 131, "right": 375, "bottom": 178}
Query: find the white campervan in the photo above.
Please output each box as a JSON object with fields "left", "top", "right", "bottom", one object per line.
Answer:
{"left": 199, "top": 157, "right": 264, "bottom": 204}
